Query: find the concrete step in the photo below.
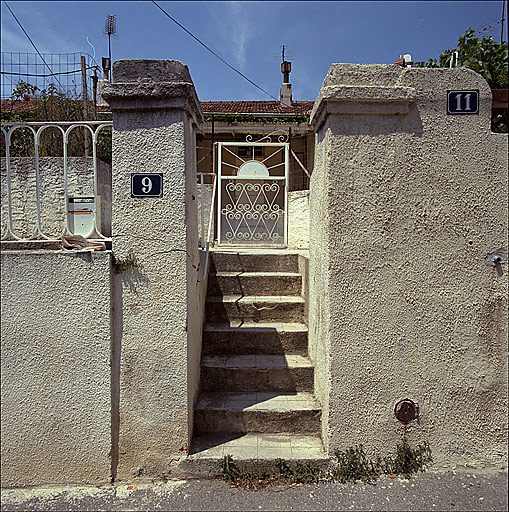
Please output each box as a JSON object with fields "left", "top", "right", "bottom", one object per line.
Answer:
{"left": 189, "top": 432, "right": 326, "bottom": 461}
{"left": 205, "top": 295, "right": 305, "bottom": 323}
{"left": 200, "top": 354, "right": 314, "bottom": 392}
{"left": 207, "top": 271, "right": 302, "bottom": 297}
{"left": 202, "top": 322, "right": 308, "bottom": 355}
{"left": 210, "top": 252, "right": 299, "bottom": 273}
{"left": 194, "top": 391, "right": 321, "bottom": 434}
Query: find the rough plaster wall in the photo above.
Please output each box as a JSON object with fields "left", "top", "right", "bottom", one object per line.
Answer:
{"left": 1, "top": 157, "right": 112, "bottom": 238}
{"left": 288, "top": 190, "right": 310, "bottom": 249}
{"left": 0, "top": 251, "right": 111, "bottom": 487}
{"left": 97, "top": 160, "right": 113, "bottom": 237}
{"left": 111, "top": 110, "right": 194, "bottom": 480}
{"left": 196, "top": 183, "right": 214, "bottom": 247}
{"left": 185, "top": 118, "right": 208, "bottom": 447}
{"left": 308, "top": 127, "right": 332, "bottom": 451}
{"left": 298, "top": 253, "right": 310, "bottom": 323}
{"left": 312, "top": 64, "right": 508, "bottom": 470}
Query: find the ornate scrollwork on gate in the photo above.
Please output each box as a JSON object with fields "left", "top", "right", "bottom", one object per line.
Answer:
{"left": 221, "top": 181, "right": 284, "bottom": 243}
{"left": 245, "top": 131, "right": 289, "bottom": 144}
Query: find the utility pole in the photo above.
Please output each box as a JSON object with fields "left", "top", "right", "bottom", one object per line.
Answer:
{"left": 81, "top": 55, "right": 90, "bottom": 157}
{"left": 502, "top": 0, "right": 506, "bottom": 42}
{"left": 91, "top": 67, "right": 99, "bottom": 119}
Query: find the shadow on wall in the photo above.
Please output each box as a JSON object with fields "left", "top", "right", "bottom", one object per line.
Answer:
{"left": 330, "top": 103, "right": 424, "bottom": 136}
{"left": 110, "top": 264, "right": 150, "bottom": 481}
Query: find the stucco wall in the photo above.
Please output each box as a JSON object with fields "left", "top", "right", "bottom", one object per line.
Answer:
{"left": 104, "top": 59, "right": 204, "bottom": 481}
{"left": 288, "top": 190, "right": 310, "bottom": 249}
{"left": 310, "top": 64, "right": 508, "bottom": 470}
{"left": 308, "top": 126, "right": 332, "bottom": 451}
{"left": 0, "top": 251, "right": 111, "bottom": 487}
{"left": 185, "top": 114, "right": 208, "bottom": 453}
{"left": 1, "top": 157, "right": 112, "bottom": 239}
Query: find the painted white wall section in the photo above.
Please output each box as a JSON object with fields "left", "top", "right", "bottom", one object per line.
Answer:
{"left": 309, "top": 64, "right": 508, "bottom": 470}
{"left": 288, "top": 190, "right": 310, "bottom": 249}
{"left": 1, "top": 251, "right": 111, "bottom": 487}
{"left": 1, "top": 157, "right": 112, "bottom": 239}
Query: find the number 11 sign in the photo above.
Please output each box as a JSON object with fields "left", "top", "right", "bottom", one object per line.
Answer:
{"left": 131, "top": 173, "right": 163, "bottom": 198}
{"left": 447, "top": 90, "right": 479, "bottom": 114}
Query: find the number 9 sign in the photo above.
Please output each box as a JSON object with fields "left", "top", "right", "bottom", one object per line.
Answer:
{"left": 131, "top": 173, "right": 163, "bottom": 197}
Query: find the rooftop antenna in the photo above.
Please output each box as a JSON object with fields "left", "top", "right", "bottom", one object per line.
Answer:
{"left": 280, "top": 44, "right": 292, "bottom": 106}
{"left": 281, "top": 44, "right": 291, "bottom": 83}
{"left": 104, "top": 14, "right": 117, "bottom": 81}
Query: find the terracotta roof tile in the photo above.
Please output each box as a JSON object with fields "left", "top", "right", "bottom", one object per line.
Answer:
{"left": 1, "top": 99, "right": 37, "bottom": 111}
{"left": 1, "top": 99, "right": 111, "bottom": 114}
{"left": 200, "top": 101, "right": 314, "bottom": 115}
{"left": 2, "top": 99, "right": 314, "bottom": 116}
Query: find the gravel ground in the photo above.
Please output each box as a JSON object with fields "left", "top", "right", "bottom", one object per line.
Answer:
{"left": 1, "top": 471, "right": 507, "bottom": 511}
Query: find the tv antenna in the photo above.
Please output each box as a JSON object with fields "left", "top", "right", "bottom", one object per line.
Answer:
{"left": 269, "top": 45, "right": 293, "bottom": 62}
{"left": 104, "top": 14, "right": 117, "bottom": 81}
{"left": 281, "top": 44, "right": 291, "bottom": 83}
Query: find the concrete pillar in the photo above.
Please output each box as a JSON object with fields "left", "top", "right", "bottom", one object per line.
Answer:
{"left": 102, "top": 60, "right": 204, "bottom": 480}
{"left": 309, "top": 64, "right": 508, "bottom": 469}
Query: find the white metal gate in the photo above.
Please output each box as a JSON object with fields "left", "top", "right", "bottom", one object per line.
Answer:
{"left": 217, "top": 137, "right": 289, "bottom": 247}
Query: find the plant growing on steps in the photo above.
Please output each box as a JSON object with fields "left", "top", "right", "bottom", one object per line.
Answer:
{"left": 219, "top": 454, "right": 240, "bottom": 483}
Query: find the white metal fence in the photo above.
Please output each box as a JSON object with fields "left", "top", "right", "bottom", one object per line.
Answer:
{"left": 1, "top": 121, "right": 112, "bottom": 242}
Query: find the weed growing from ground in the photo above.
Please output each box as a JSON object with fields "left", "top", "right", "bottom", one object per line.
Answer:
{"left": 330, "top": 444, "right": 378, "bottom": 483}
{"left": 292, "top": 461, "right": 321, "bottom": 484}
{"left": 218, "top": 439, "right": 433, "bottom": 489}
{"left": 219, "top": 454, "right": 239, "bottom": 483}
{"left": 377, "top": 438, "right": 432, "bottom": 478}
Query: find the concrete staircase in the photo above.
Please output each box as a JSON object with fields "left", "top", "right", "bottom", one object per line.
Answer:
{"left": 189, "top": 251, "right": 324, "bottom": 461}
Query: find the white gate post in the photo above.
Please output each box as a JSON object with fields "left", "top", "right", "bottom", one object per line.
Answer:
{"left": 102, "top": 60, "right": 203, "bottom": 480}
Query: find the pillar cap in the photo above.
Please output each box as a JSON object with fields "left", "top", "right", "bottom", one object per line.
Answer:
{"left": 310, "top": 64, "right": 417, "bottom": 129}
{"left": 112, "top": 59, "right": 193, "bottom": 83}
{"left": 101, "top": 59, "right": 204, "bottom": 124}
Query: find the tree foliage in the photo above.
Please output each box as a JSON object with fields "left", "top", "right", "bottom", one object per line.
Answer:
{"left": 1, "top": 80, "right": 112, "bottom": 163}
{"left": 415, "top": 28, "right": 508, "bottom": 132}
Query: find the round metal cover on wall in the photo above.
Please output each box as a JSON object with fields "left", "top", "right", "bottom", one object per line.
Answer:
{"left": 394, "top": 399, "right": 418, "bottom": 423}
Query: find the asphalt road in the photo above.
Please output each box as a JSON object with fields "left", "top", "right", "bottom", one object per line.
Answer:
{"left": 1, "top": 471, "right": 507, "bottom": 511}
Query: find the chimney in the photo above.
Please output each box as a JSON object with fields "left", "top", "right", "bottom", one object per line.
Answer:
{"left": 395, "top": 54, "right": 413, "bottom": 68}
{"left": 280, "top": 59, "right": 292, "bottom": 107}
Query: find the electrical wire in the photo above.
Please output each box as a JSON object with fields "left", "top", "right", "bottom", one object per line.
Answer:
{"left": 1, "top": 66, "right": 98, "bottom": 77}
{"left": 477, "top": 18, "right": 505, "bottom": 34}
{"left": 151, "top": 0, "right": 279, "bottom": 101}
{"left": 2, "top": 0, "right": 64, "bottom": 90}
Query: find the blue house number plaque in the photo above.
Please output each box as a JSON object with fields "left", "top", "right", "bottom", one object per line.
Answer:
{"left": 131, "top": 173, "right": 163, "bottom": 197}
{"left": 447, "top": 90, "right": 479, "bottom": 114}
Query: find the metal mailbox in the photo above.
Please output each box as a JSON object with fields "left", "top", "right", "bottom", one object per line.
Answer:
{"left": 67, "top": 196, "right": 98, "bottom": 237}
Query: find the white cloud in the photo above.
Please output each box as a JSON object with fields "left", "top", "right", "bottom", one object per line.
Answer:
{"left": 210, "top": 1, "right": 257, "bottom": 71}
{"left": 1, "top": 3, "right": 76, "bottom": 54}
{"left": 0, "top": 25, "right": 34, "bottom": 53}
{"left": 226, "top": 2, "right": 250, "bottom": 70}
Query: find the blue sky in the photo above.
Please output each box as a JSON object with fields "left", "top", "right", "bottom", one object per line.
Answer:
{"left": 1, "top": 1, "right": 506, "bottom": 101}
